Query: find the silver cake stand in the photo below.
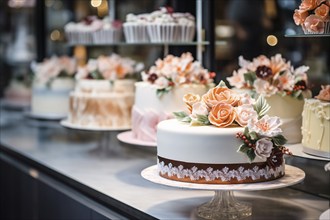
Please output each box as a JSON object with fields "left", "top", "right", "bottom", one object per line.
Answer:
{"left": 60, "top": 119, "right": 130, "bottom": 156}
{"left": 141, "top": 165, "right": 305, "bottom": 220}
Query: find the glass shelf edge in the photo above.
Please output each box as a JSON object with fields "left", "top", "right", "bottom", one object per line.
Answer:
{"left": 67, "top": 41, "right": 210, "bottom": 47}
{"left": 285, "top": 34, "right": 330, "bottom": 38}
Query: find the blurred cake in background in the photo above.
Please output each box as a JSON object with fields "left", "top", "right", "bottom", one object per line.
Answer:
{"left": 3, "top": 77, "right": 32, "bottom": 108}
{"left": 123, "top": 13, "right": 150, "bottom": 43}
{"left": 68, "top": 54, "right": 143, "bottom": 129}
{"left": 64, "top": 16, "right": 103, "bottom": 44}
{"left": 92, "top": 17, "right": 122, "bottom": 44}
{"left": 30, "top": 55, "right": 77, "bottom": 118}
{"left": 132, "top": 52, "right": 215, "bottom": 142}
{"left": 227, "top": 54, "right": 311, "bottom": 144}
{"left": 146, "top": 7, "right": 195, "bottom": 42}
{"left": 123, "top": 7, "right": 195, "bottom": 43}
{"left": 302, "top": 85, "right": 330, "bottom": 158}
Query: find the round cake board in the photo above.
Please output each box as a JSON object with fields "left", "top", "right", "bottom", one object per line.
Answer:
{"left": 142, "top": 165, "right": 305, "bottom": 220}
{"left": 287, "top": 143, "right": 330, "bottom": 161}
{"left": 24, "top": 111, "right": 66, "bottom": 120}
{"left": 60, "top": 119, "right": 130, "bottom": 132}
{"left": 117, "top": 131, "right": 156, "bottom": 147}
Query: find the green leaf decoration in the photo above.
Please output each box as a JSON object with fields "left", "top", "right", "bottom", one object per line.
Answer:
{"left": 292, "top": 90, "right": 303, "bottom": 100}
{"left": 243, "top": 72, "right": 256, "bottom": 86}
{"left": 173, "top": 111, "right": 192, "bottom": 123}
{"left": 90, "top": 70, "right": 103, "bottom": 79}
{"left": 156, "top": 86, "right": 172, "bottom": 98}
{"left": 238, "top": 144, "right": 256, "bottom": 163}
{"left": 246, "top": 148, "right": 256, "bottom": 162}
{"left": 272, "top": 134, "right": 287, "bottom": 146}
{"left": 238, "top": 144, "right": 249, "bottom": 154}
{"left": 243, "top": 127, "right": 250, "bottom": 138}
{"left": 254, "top": 95, "right": 271, "bottom": 118}
{"left": 216, "top": 80, "right": 227, "bottom": 88}
{"left": 249, "top": 131, "right": 258, "bottom": 140}
{"left": 173, "top": 111, "right": 188, "bottom": 119}
{"left": 196, "top": 114, "right": 211, "bottom": 125}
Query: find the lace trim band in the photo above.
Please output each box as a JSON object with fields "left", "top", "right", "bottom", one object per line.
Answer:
{"left": 158, "top": 156, "right": 285, "bottom": 184}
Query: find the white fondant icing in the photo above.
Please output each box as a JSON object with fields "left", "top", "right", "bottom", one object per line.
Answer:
{"left": 302, "top": 99, "right": 330, "bottom": 158}
{"left": 157, "top": 119, "right": 265, "bottom": 164}
{"left": 31, "top": 78, "right": 75, "bottom": 116}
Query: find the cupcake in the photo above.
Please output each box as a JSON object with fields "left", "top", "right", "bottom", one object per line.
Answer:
{"left": 64, "top": 16, "right": 103, "bottom": 44}
{"left": 92, "top": 17, "right": 123, "bottom": 44}
{"left": 123, "top": 13, "right": 150, "bottom": 43}
{"left": 147, "top": 7, "right": 195, "bottom": 43}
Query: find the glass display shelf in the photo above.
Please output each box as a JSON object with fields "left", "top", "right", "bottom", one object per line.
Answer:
{"left": 67, "top": 41, "right": 210, "bottom": 47}
{"left": 285, "top": 34, "right": 330, "bottom": 38}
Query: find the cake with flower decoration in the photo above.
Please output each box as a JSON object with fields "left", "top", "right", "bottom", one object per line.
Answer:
{"left": 132, "top": 52, "right": 215, "bottom": 142}
{"left": 226, "top": 54, "right": 311, "bottom": 144}
{"left": 68, "top": 54, "right": 143, "bottom": 129}
{"left": 30, "top": 56, "right": 77, "bottom": 117}
{"left": 293, "top": 0, "right": 330, "bottom": 34}
{"left": 157, "top": 81, "right": 291, "bottom": 184}
{"left": 302, "top": 85, "right": 330, "bottom": 158}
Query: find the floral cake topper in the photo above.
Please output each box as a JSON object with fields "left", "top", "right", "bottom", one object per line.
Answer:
{"left": 174, "top": 81, "right": 291, "bottom": 165}
{"left": 31, "top": 55, "right": 77, "bottom": 85}
{"left": 76, "top": 53, "right": 144, "bottom": 80}
{"left": 226, "top": 54, "right": 309, "bottom": 100}
{"left": 141, "top": 52, "right": 215, "bottom": 97}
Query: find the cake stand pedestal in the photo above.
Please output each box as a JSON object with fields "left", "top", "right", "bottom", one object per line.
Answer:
{"left": 60, "top": 120, "right": 130, "bottom": 157}
{"left": 141, "top": 165, "right": 305, "bottom": 220}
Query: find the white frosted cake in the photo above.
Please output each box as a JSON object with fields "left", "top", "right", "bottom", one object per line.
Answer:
{"left": 31, "top": 78, "right": 74, "bottom": 117}
{"left": 302, "top": 85, "right": 330, "bottom": 158}
{"left": 68, "top": 79, "right": 135, "bottom": 129}
{"left": 157, "top": 81, "right": 290, "bottom": 184}
{"left": 227, "top": 54, "right": 311, "bottom": 144}
{"left": 30, "top": 56, "right": 77, "bottom": 117}
{"left": 131, "top": 52, "right": 215, "bottom": 142}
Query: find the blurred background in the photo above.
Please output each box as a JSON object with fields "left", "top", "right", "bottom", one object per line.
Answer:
{"left": 0, "top": 0, "right": 329, "bottom": 100}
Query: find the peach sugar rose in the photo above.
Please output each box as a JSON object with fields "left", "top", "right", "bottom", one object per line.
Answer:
{"left": 294, "top": 0, "right": 330, "bottom": 34}
{"left": 183, "top": 93, "right": 201, "bottom": 113}
{"left": 202, "top": 87, "right": 240, "bottom": 108}
{"left": 315, "top": 85, "right": 330, "bottom": 101}
{"left": 208, "top": 102, "right": 236, "bottom": 127}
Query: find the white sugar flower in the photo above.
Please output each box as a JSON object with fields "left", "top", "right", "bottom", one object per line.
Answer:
{"left": 227, "top": 68, "right": 246, "bottom": 89}
{"left": 191, "top": 101, "right": 209, "bottom": 120}
{"left": 87, "top": 59, "right": 98, "bottom": 73}
{"left": 239, "top": 93, "right": 255, "bottom": 105}
{"left": 277, "top": 71, "right": 295, "bottom": 91}
{"left": 248, "top": 115, "right": 282, "bottom": 137}
{"left": 255, "top": 138, "right": 274, "bottom": 160}
{"left": 235, "top": 104, "right": 258, "bottom": 127}
{"left": 154, "top": 76, "right": 169, "bottom": 89}
{"left": 75, "top": 67, "right": 89, "bottom": 80}
{"left": 253, "top": 79, "right": 278, "bottom": 97}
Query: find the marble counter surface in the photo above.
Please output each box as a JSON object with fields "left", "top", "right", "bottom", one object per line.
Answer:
{"left": 0, "top": 109, "right": 329, "bottom": 220}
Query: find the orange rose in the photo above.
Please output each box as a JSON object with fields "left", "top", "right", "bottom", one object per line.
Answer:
{"left": 293, "top": 9, "right": 309, "bottom": 25}
{"left": 202, "top": 87, "right": 240, "bottom": 108}
{"left": 299, "top": 0, "right": 318, "bottom": 12}
{"left": 183, "top": 93, "right": 201, "bottom": 113}
{"left": 315, "top": 4, "right": 330, "bottom": 21}
{"left": 208, "top": 102, "right": 236, "bottom": 127}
